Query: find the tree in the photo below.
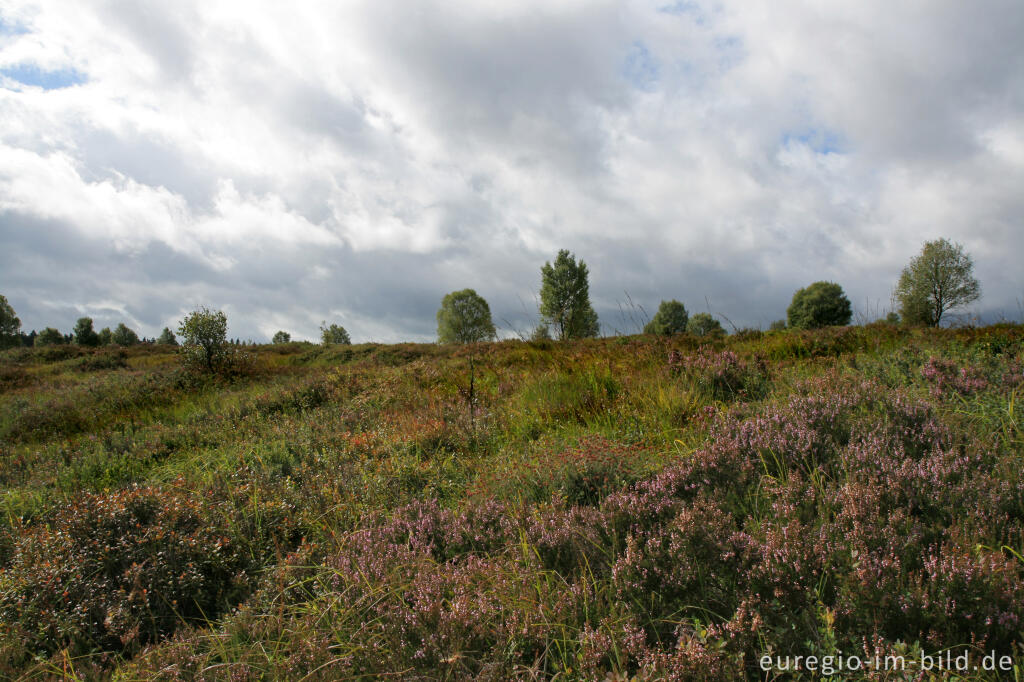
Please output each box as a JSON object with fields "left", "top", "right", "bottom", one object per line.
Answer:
{"left": 320, "top": 322, "right": 351, "bottom": 345}
{"left": 112, "top": 323, "right": 140, "bottom": 346}
{"left": 687, "top": 313, "right": 725, "bottom": 338}
{"left": 73, "top": 317, "right": 100, "bottom": 347}
{"left": 0, "top": 295, "right": 21, "bottom": 348}
{"left": 787, "top": 281, "right": 852, "bottom": 329}
{"left": 437, "top": 289, "right": 497, "bottom": 344}
{"left": 178, "top": 307, "right": 229, "bottom": 372}
{"left": 769, "top": 319, "right": 787, "bottom": 332}
{"left": 272, "top": 330, "right": 291, "bottom": 344}
{"left": 644, "top": 299, "right": 689, "bottom": 335}
{"left": 35, "top": 327, "right": 65, "bottom": 346}
{"left": 539, "top": 250, "right": 600, "bottom": 340}
{"left": 895, "top": 238, "right": 980, "bottom": 327}
{"left": 157, "top": 327, "right": 178, "bottom": 345}
{"left": 98, "top": 327, "right": 113, "bottom": 345}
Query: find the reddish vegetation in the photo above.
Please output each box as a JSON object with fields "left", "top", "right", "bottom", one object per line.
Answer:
{"left": 0, "top": 325, "right": 1022, "bottom": 678}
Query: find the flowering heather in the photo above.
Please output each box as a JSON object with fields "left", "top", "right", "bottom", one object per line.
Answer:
{"left": 1, "top": 326, "right": 1022, "bottom": 679}
{"left": 921, "top": 356, "right": 989, "bottom": 398}
{"left": 668, "top": 346, "right": 769, "bottom": 401}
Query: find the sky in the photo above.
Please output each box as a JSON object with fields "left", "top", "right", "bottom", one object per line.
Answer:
{"left": 1, "top": 0, "right": 1022, "bottom": 342}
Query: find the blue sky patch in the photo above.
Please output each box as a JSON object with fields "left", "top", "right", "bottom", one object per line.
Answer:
{"left": 1, "top": 63, "right": 87, "bottom": 90}
{"left": 781, "top": 128, "right": 846, "bottom": 155}
{"left": 623, "top": 42, "right": 659, "bottom": 91}
{"left": 0, "top": 16, "right": 31, "bottom": 36}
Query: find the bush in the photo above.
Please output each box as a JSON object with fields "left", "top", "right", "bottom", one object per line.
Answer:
{"left": 320, "top": 322, "right": 351, "bottom": 345}
{"left": 644, "top": 300, "right": 688, "bottom": 335}
{"left": 272, "top": 330, "right": 292, "bottom": 344}
{"left": 34, "top": 327, "right": 65, "bottom": 346}
{"left": 73, "top": 317, "right": 100, "bottom": 346}
{"left": 786, "top": 281, "right": 851, "bottom": 329}
{"left": 0, "top": 486, "right": 257, "bottom": 661}
{"left": 669, "top": 347, "right": 768, "bottom": 401}
{"left": 112, "top": 322, "right": 140, "bottom": 346}
{"left": 437, "top": 289, "right": 496, "bottom": 344}
{"left": 896, "top": 238, "right": 980, "bottom": 327}
{"left": 178, "top": 307, "right": 230, "bottom": 373}
{"left": 686, "top": 312, "right": 725, "bottom": 338}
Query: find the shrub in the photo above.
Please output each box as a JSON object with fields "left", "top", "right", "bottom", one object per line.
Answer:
{"left": 644, "top": 300, "right": 689, "bottom": 335}
{"left": 34, "top": 327, "right": 65, "bottom": 346}
{"left": 178, "top": 307, "right": 230, "bottom": 373}
{"left": 0, "top": 294, "right": 20, "bottom": 348}
{"left": 0, "top": 486, "right": 257, "bottom": 661}
{"left": 539, "top": 250, "right": 599, "bottom": 339}
{"left": 112, "top": 322, "right": 140, "bottom": 346}
{"left": 669, "top": 347, "right": 769, "bottom": 401}
{"left": 436, "top": 289, "right": 496, "bottom": 344}
{"left": 73, "top": 317, "right": 100, "bottom": 346}
{"left": 686, "top": 312, "right": 725, "bottom": 338}
{"left": 786, "top": 281, "right": 852, "bottom": 329}
{"left": 272, "top": 330, "right": 291, "bottom": 344}
{"left": 320, "top": 322, "right": 351, "bottom": 345}
{"left": 896, "top": 238, "right": 980, "bottom": 327}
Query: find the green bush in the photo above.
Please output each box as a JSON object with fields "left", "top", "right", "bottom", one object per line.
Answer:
{"left": 787, "top": 281, "right": 852, "bottom": 329}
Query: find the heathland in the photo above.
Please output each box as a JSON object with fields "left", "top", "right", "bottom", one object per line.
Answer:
{"left": 0, "top": 324, "right": 1021, "bottom": 679}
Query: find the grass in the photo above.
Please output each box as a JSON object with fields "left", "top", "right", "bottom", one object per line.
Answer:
{"left": 0, "top": 326, "right": 1022, "bottom": 679}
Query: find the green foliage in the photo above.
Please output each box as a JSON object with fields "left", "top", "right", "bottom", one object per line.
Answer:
{"left": 539, "top": 249, "right": 600, "bottom": 339}
{"left": 787, "top": 281, "right": 852, "bottom": 329}
{"left": 73, "top": 316, "right": 100, "bottom": 346}
{"left": 436, "top": 288, "right": 496, "bottom": 344}
{"left": 272, "top": 330, "right": 291, "bottom": 344}
{"left": 34, "top": 327, "right": 65, "bottom": 346}
{"left": 112, "top": 322, "right": 140, "bottom": 346}
{"left": 769, "top": 319, "right": 787, "bottom": 331}
{"left": 320, "top": 322, "right": 351, "bottom": 345}
{"left": 896, "top": 238, "right": 980, "bottom": 327}
{"left": 530, "top": 324, "right": 552, "bottom": 342}
{"left": 178, "top": 307, "right": 229, "bottom": 373}
{"left": 98, "top": 327, "right": 113, "bottom": 345}
{"left": 643, "top": 299, "right": 688, "bottom": 335}
{"left": 0, "top": 486, "right": 270, "bottom": 662}
{"left": 0, "top": 295, "right": 21, "bottom": 348}
{"left": 3, "top": 326, "right": 1024, "bottom": 678}
{"left": 686, "top": 312, "right": 725, "bottom": 338}
{"left": 157, "top": 327, "right": 178, "bottom": 345}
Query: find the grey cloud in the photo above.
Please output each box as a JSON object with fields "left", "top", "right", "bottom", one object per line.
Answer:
{"left": 1, "top": 1, "right": 1022, "bottom": 344}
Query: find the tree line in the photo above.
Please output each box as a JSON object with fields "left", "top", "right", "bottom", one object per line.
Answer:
{"left": 434, "top": 238, "right": 982, "bottom": 344}
{"left": 0, "top": 238, "right": 983, "bottom": 352}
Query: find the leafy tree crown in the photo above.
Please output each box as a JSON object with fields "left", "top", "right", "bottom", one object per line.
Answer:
{"left": 786, "top": 281, "right": 852, "bottom": 329}
{"left": 0, "top": 295, "right": 22, "bottom": 348}
{"left": 73, "top": 317, "right": 100, "bottom": 347}
{"left": 437, "top": 289, "right": 497, "bottom": 344}
{"left": 35, "top": 327, "right": 65, "bottom": 346}
{"left": 644, "top": 300, "right": 689, "bottom": 335}
{"left": 157, "top": 327, "right": 178, "bottom": 345}
{"left": 320, "top": 323, "right": 351, "bottom": 345}
{"left": 895, "top": 238, "right": 980, "bottom": 327}
{"left": 272, "top": 331, "right": 291, "bottom": 344}
{"left": 112, "top": 323, "right": 140, "bottom": 346}
{"left": 539, "top": 250, "right": 600, "bottom": 340}
{"left": 686, "top": 312, "right": 725, "bottom": 338}
{"left": 178, "top": 307, "right": 229, "bottom": 372}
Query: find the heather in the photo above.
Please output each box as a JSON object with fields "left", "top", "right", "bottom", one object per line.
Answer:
{"left": 0, "top": 326, "right": 1021, "bottom": 679}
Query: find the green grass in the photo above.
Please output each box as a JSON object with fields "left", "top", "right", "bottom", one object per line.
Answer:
{"left": 1, "top": 326, "right": 1022, "bottom": 679}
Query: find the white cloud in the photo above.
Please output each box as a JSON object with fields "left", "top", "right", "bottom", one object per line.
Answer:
{"left": 0, "top": 0, "right": 1021, "bottom": 340}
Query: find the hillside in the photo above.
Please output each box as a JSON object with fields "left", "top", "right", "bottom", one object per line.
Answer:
{"left": 1, "top": 325, "right": 1022, "bottom": 679}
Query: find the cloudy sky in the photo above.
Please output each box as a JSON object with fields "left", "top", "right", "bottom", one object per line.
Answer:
{"left": 1, "top": 1, "right": 1022, "bottom": 342}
